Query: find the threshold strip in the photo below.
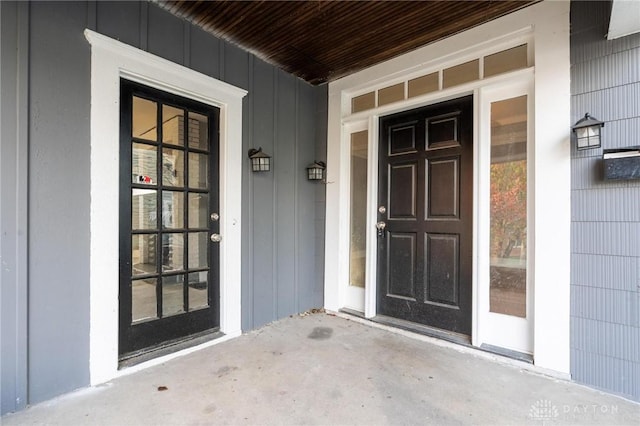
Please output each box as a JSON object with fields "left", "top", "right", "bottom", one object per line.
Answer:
{"left": 338, "top": 309, "right": 532, "bottom": 364}
{"left": 119, "top": 329, "right": 224, "bottom": 368}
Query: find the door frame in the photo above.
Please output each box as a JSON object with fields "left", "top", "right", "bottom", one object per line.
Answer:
{"left": 325, "top": 0, "right": 571, "bottom": 375}
{"left": 118, "top": 79, "right": 222, "bottom": 356}
{"left": 336, "top": 72, "right": 538, "bottom": 351}
{"left": 86, "top": 30, "right": 247, "bottom": 385}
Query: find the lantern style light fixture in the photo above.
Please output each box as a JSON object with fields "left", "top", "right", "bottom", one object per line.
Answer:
{"left": 572, "top": 113, "right": 604, "bottom": 150}
{"left": 307, "top": 161, "right": 326, "bottom": 181}
{"left": 248, "top": 147, "right": 271, "bottom": 172}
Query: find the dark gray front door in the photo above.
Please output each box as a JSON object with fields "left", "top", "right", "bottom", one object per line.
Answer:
{"left": 377, "top": 96, "right": 473, "bottom": 335}
{"left": 119, "top": 79, "right": 220, "bottom": 357}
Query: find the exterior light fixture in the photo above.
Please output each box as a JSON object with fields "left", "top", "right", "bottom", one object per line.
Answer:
{"left": 248, "top": 147, "right": 271, "bottom": 172}
{"left": 572, "top": 113, "right": 604, "bottom": 150}
{"left": 307, "top": 161, "right": 326, "bottom": 181}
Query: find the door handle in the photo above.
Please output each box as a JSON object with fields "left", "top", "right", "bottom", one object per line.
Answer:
{"left": 376, "top": 221, "right": 386, "bottom": 238}
{"left": 210, "top": 233, "right": 222, "bottom": 243}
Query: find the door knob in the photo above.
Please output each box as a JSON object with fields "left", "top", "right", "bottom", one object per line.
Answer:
{"left": 376, "top": 221, "right": 386, "bottom": 238}
{"left": 210, "top": 233, "right": 222, "bottom": 243}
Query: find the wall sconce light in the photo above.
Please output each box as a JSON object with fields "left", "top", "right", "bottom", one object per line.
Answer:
{"left": 307, "top": 161, "right": 326, "bottom": 181}
{"left": 572, "top": 113, "right": 604, "bottom": 150}
{"left": 248, "top": 147, "right": 271, "bottom": 172}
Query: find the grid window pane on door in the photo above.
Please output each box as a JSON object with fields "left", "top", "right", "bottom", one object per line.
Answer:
{"left": 129, "top": 94, "right": 211, "bottom": 324}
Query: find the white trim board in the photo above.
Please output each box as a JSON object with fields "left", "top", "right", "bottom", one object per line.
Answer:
{"left": 324, "top": 0, "right": 570, "bottom": 375}
{"left": 85, "top": 30, "right": 246, "bottom": 385}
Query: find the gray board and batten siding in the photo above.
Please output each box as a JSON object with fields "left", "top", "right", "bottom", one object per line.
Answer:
{"left": 570, "top": 1, "right": 640, "bottom": 402}
{"left": 0, "top": 0, "right": 326, "bottom": 414}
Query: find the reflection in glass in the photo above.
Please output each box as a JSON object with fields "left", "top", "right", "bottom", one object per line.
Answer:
{"left": 490, "top": 95, "right": 527, "bottom": 318}
{"left": 163, "top": 105, "right": 184, "bottom": 146}
{"left": 162, "top": 233, "right": 184, "bottom": 272}
{"left": 133, "top": 97, "right": 157, "bottom": 140}
{"left": 189, "top": 152, "right": 208, "bottom": 189}
{"left": 349, "top": 130, "right": 368, "bottom": 288}
{"left": 132, "top": 143, "right": 157, "bottom": 185}
{"left": 188, "top": 232, "right": 208, "bottom": 269}
{"left": 188, "top": 112, "right": 208, "bottom": 151}
{"left": 132, "top": 189, "right": 157, "bottom": 230}
{"left": 162, "top": 148, "right": 184, "bottom": 187}
{"left": 132, "top": 234, "right": 157, "bottom": 276}
{"left": 162, "top": 191, "right": 184, "bottom": 229}
{"left": 188, "top": 271, "right": 208, "bottom": 311}
{"left": 132, "top": 278, "right": 157, "bottom": 322}
{"left": 162, "top": 275, "right": 185, "bottom": 317}
{"left": 188, "top": 193, "right": 208, "bottom": 229}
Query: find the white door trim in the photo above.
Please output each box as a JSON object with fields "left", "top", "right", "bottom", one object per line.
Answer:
{"left": 85, "top": 30, "right": 246, "bottom": 385}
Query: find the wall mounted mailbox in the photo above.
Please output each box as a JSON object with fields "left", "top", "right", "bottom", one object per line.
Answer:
{"left": 603, "top": 147, "right": 640, "bottom": 180}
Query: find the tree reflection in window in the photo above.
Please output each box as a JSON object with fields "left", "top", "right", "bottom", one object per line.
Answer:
{"left": 490, "top": 95, "right": 527, "bottom": 318}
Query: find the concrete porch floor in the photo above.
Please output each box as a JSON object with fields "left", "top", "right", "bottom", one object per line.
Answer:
{"left": 3, "top": 313, "right": 639, "bottom": 425}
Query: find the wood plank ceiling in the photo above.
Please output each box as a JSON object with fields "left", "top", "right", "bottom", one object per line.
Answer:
{"left": 158, "top": 1, "right": 539, "bottom": 85}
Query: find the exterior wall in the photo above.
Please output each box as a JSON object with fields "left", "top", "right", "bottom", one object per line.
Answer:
{"left": 570, "top": 0, "right": 640, "bottom": 402}
{"left": 0, "top": 0, "right": 326, "bottom": 414}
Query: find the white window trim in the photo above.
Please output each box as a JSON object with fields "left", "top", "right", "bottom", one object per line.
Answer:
{"left": 477, "top": 77, "right": 535, "bottom": 354}
{"left": 325, "top": 0, "right": 570, "bottom": 375}
{"left": 341, "top": 120, "right": 368, "bottom": 312}
{"left": 85, "top": 29, "right": 246, "bottom": 385}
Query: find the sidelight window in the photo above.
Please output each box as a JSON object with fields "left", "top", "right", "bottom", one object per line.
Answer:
{"left": 349, "top": 130, "right": 368, "bottom": 288}
{"left": 489, "top": 95, "right": 528, "bottom": 318}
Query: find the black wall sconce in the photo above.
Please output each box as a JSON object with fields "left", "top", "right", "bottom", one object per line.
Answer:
{"left": 572, "top": 113, "right": 604, "bottom": 150}
{"left": 248, "top": 147, "right": 271, "bottom": 172}
{"left": 307, "top": 161, "right": 326, "bottom": 181}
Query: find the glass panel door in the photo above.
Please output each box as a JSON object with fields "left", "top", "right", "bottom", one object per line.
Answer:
{"left": 119, "top": 80, "right": 220, "bottom": 357}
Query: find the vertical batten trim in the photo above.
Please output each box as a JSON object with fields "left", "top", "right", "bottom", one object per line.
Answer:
{"left": 16, "top": 1, "right": 30, "bottom": 409}
{"left": 294, "top": 80, "right": 300, "bottom": 313}
{"left": 86, "top": 1, "right": 97, "bottom": 31}
{"left": 219, "top": 40, "right": 225, "bottom": 81}
{"left": 0, "top": 0, "right": 31, "bottom": 412}
{"left": 272, "top": 68, "right": 279, "bottom": 319}
{"left": 139, "top": 1, "right": 148, "bottom": 50}
{"left": 183, "top": 21, "right": 190, "bottom": 67}
{"left": 246, "top": 53, "right": 254, "bottom": 329}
